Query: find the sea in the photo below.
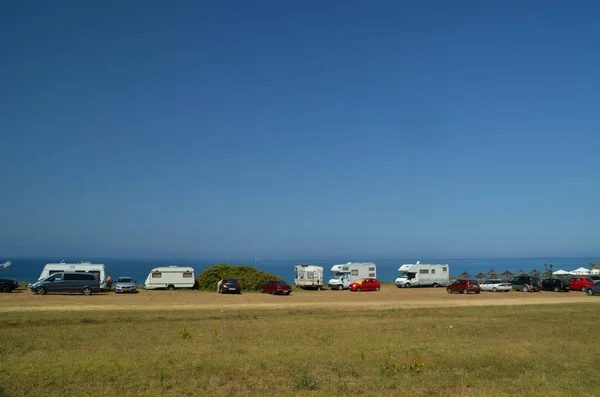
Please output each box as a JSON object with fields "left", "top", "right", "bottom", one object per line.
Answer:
{"left": 1, "top": 256, "right": 597, "bottom": 285}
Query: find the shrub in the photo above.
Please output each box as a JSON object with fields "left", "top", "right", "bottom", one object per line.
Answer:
{"left": 195, "top": 264, "right": 284, "bottom": 292}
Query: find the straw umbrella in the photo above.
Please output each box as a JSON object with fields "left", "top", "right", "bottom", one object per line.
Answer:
{"left": 476, "top": 272, "right": 486, "bottom": 283}
{"left": 531, "top": 268, "right": 540, "bottom": 277}
{"left": 459, "top": 271, "right": 471, "bottom": 280}
{"left": 517, "top": 269, "right": 525, "bottom": 275}
{"left": 488, "top": 268, "right": 499, "bottom": 278}
{"left": 502, "top": 269, "right": 514, "bottom": 281}
{"left": 449, "top": 274, "right": 457, "bottom": 282}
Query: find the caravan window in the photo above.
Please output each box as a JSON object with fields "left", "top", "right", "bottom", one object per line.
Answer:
{"left": 369, "top": 273, "right": 375, "bottom": 277}
{"left": 183, "top": 272, "right": 193, "bottom": 278}
{"left": 152, "top": 273, "right": 162, "bottom": 278}
{"left": 419, "top": 269, "right": 429, "bottom": 274}
{"left": 307, "top": 272, "right": 313, "bottom": 280}
{"left": 351, "top": 270, "right": 359, "bottom": 276}
{"left": 369, "top": 267, "right": 375, "bottom": 271}
{"left": 431, "top": 269, "right": 436, "bottom": 274}
{"left": 443, "top": 267, "right": 447, "bottom": 272}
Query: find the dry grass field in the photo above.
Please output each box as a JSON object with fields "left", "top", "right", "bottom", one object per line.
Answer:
{"left": 1, "top": 288, "right": 599, "bottom": 396}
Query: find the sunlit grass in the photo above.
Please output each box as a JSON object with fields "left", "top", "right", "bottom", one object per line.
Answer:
{"left": 1, "top": 304, "right": 600, "bottom": 396}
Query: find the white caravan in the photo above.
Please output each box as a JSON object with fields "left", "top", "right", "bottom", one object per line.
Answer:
{"left": 294, "top": 264, "right": 324, "bottom": 290}
{"left": 38, "top": 261, "right": 106, "bottom": 287}
{"left": 144, "top": 266, "right": 195, "bottom": 290}
{"left": 327, "top": 262, "right": 377, "bottom": 290}
{"left": 394, "top": 261, "right": 449, "bottom": 288}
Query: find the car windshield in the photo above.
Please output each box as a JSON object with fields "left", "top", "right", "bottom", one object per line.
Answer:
{"left": 398, "top": 271, "right": 409, "bottom": 278}
{"left": 117, "top": 278, "right": 132, "bottom": 283}
{"left": 275, "top": 281, "right": 289, "bottom": 286}
{"left": 332, "top": 273, "right": 345, "bottom": 279}
{"left": 223, "top": 279, "right": 238, "bottom": 283}
{"left": 468, "top": 280, "right": 478, "bottom": 284}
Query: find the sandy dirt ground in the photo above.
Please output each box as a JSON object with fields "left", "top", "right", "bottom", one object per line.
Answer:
{"left": 1, "top": 287, "right": 598, "bottom": 313}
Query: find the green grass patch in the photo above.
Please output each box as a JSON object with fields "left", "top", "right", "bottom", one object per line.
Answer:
{"left": 1, "top": 304, "right": 600, "bottom": 396}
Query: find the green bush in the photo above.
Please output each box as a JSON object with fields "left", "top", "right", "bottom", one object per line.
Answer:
{"left": 195, "top": 264, "right": 284, "bottom": 292}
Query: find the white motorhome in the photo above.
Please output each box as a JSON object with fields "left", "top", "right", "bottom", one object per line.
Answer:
{"left": 144, "top": 266, "right": 195, "bottom": 290}
{"left": 294, "top": 264, "right": 324, "bottom": 290}
{"left": 38, "top": 261, "right": 106, "bottom": 287}
{"left": 394, "top": 261, "right": 449, "bottom": 288}
{"left": 327, "top": 262, "right": 376, "bottom": 290}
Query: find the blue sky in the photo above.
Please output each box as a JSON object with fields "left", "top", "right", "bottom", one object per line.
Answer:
{"left": 1, "top": 0, "right": 599, "bottom": 259}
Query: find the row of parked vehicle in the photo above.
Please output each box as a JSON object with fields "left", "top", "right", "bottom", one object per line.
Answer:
{"left": 446, "top": 275, "right": 600, "bottom": 295}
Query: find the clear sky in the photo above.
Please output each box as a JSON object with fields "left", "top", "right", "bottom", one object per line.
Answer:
{"left": 1, "top": 1, "right": 599, "bottom": 259}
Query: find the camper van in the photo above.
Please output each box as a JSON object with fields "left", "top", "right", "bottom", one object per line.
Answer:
{"left": 294, "top": 264, "right": 324, "bottom": 290}
{"left": 38, "top": 261, "right": 106, "bottom": 288}
{"left": 144, "top": 266, "right": 195, "bottom": 290}
{"left": 394, "top": 261, "right": 449, "bottom": 288}
{"left": 327, "top": 262, "right": 376, "bottom": 290}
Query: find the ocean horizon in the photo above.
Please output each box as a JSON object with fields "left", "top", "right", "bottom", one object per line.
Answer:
{"left": 1, "top": 256, "right": 597, "bottom": 285}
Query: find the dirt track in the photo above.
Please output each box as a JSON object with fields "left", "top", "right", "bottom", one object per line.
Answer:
{"left": 1, "top": 287, "right": 599, "bottom": 313}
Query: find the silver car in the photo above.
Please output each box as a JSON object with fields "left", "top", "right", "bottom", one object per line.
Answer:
{"left": 114, "top": 277, "right": 138, "bottom": 293}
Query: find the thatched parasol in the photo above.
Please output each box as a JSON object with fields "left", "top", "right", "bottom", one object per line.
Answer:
{"left": 476, "top": 272, "right": 486, "bottom": 282}
{"left": 517, "top": 269, "right": 525, "bottom": 275}
{"left": 502, "top": 269, "right": 514, "bottom": 280}
{"left": 531, "top": 268, "right": 540, "bottom": 277}
{"left": 488, "top": 268, "right": 499, "bottom": 278}
{"left": 459, "top": 271, "right": 471, "bottom": 280}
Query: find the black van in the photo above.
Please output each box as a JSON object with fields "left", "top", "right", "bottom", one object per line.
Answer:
{"left": 541, "top": 278, "right": 571, "bottom": 292}
{"left": 30, "top": 272, "right": 100, "bottom": 295}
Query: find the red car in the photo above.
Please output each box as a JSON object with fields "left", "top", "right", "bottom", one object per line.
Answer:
{"left": 447, "top": 279, "right": 481, "bottom": 294}
{"left": 567, "top": 277, "right": 595, "bottom": 292}
{"left": 348, "top": 278, "right": 381, "bottom": 292}
{"left": 260, "top": 280, "right": 292, "bottom": 295}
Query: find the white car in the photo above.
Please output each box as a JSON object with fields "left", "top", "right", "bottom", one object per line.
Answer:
{"left": 480, "top": 279, "right": 512, "bottom": 292}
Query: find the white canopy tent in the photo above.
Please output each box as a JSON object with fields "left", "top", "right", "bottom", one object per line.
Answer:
{"left": 552, "top": 269, "right": 572, "bottom": 276}
{"left": 571, "top": 267, "right": 590, "bottom": 275}
{"left": 592, "top": 269, "right": 600, "bottom": 275}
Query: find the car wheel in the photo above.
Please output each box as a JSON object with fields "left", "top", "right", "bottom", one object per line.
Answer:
{"left": 271, "top": 289, "right": 276, "bottom": 295}
{"left": 492, "top": 287, "right": 497, "bottom": 292}
{"left": 0, "top": 285, "right": 9, "bottom": 293}
{"left": 337, "top": 285, "right": 343, "bottom": 291}
{"left": 475, "top": 291, "right": 480, "bottom": 294}
{"left": 35, "top": 286, "right": 46, "bottom": 295}
{"left": 554, "top": 287, "right": 559, "bottom": 292}
{"left": 375, "top": 286, "right": 380, "bottom": 291}
{"left": 405, "top": 283, "right": 411, "bottom": 288}
{"left": 523, "top": 285, "right": 529, "bottom": 292}
{"left": 447, "top": 288, "right": 452, "bottom": 294}
{"left": 462, "top": 289, "right": 467, "bottom": 294}
{"left": 167, "top": 285, "right": 175, "bottom": 290}
{"left": 83, "top": 287, "right": 92, "bottom": 296}
{"left": 587, "top": 289, "right": 594, "bottom": 296}
{"left": 432, "top": 283, "right": 438, "bottom": 288}
{"left": 260, "top": 287, "right": 264, "bottom": 293}
{"left": 357, "top": 287, "right": 361, "bottom": 292}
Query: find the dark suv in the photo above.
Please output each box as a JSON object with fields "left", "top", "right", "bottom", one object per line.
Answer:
{"left": 541, "top": 278, "right": 570, "bottom": 292}
{"left": 511, "top": 275, "right": 541, "bottom": 292}
{"left": 0, "top": 278, "right": 19, "bottom": 293}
